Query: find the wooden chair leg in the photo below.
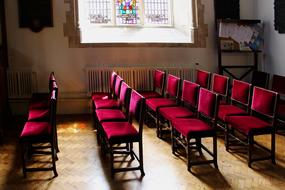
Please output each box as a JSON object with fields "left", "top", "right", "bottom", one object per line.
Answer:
{"left": 213, "top": 135, "right": 218, "bottom": 169}
{"left": 187, "top": 139, "right": 191, "bottom": 172}
{"left": 225, "top": 124, "right": 230, "bottom": 151}
{"left": 139, "top": 140, "right": 145, "bottom": 176}
{"left": 51, "top": 143, "right": 58, "bottom": 177}
{"left": 248, "top": 135, "right": 253, "bottom": 168}
{"left": 130, "top": 142, "right": 134, "bottom": 160}
{"left": 196, "top": 137, "right": 202, "bottom": 156}
{"left": 96, "top": 121, "right": 101, "bottom": 146}
{"left": 156, "top": 112, "right": 160, "bottom": 138}
{"left": 271, "top": 131, "right": 276, "bottom": 164}
{"left": 171, "top": 127, "right": 175, "bottom": 154}
{"left": 110, "top": 146, "right": 114, "bottom": 178}
{"left": 55, "top": 131, "right": 60, "bottom": 153}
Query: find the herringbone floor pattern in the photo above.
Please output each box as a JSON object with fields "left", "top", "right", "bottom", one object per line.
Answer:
{"left": 1, "top": 115, "right": 285, "bottom": 190}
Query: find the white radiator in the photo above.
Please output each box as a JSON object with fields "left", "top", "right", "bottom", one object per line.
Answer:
{"left": 7, "top": 70, "right": 37, "bottom": 98}
{"left": 86, "top": 67, "right": 194, "bottom": 96}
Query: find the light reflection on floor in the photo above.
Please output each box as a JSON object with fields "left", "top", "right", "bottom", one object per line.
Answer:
{"left": 57, "top": 122, "right": 89, "bottom": 134}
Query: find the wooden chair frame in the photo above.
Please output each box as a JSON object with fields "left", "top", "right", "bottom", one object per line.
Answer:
{"left": 171, "top": 89, "right": 219, "bottom": 171}
{"left": 100, "top": 91, "right": 146, "bottom": 177}
{"left": 225, "top": 87, "right": 279, "bottom": 167}
{"left": 20, "top": 90, "right": 58, "bottom": 177}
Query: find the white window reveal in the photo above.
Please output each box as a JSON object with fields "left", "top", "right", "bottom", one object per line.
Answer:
{"left": 78, "top": 0, "right": 195, "bottom": 44}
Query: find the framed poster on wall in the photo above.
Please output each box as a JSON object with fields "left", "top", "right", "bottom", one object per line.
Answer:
{"left": 18, "top": 0, "right": 53, "bottom": 32}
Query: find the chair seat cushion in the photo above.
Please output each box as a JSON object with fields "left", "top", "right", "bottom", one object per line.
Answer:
{"left": 218, "top": 105, "right": 248, "bottom": 122}
{"left": 96, "top": 109, "right": 126, "bottom": 122}
{"left": 94, "top": 99, "right": 119, "bottom": 109}
{"left": 28, "top": 109, "right": 49, "bottom": 121}
{"left": 20, "top": 122, "right": 51, "bottom": 139}
{"left": 159, "top": 106, "right": 194, "bottom": 121}
{"left": 91, "top": 92, "right": 111, "bottom": 101}
{"left": 226, "top": 115, "right": 272, "bottom": 135}
{"left": 172, "top": 118, "right": 214, "bottom": 138}
{"left": 139, "top": 91, "right": 161, "bottom": 99}
{"left": 102, "top": 122, "right": 139, "bottom": 143}
{"left": 146, "top": 98, "right": 177, "bottom": 111}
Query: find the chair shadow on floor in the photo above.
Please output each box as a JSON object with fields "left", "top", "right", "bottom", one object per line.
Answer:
{"left": 96, "top": 143, "right": 144, "bottom": 189}
{"left": 173, "top": 147, "right": 231, "bottom": 189}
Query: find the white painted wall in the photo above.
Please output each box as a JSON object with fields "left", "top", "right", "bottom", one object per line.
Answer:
{"left": 253, "top": 0, "right": 285, "bottom": 76}
{"left": 5, "top": 0, "right": 254, "bottom": 114}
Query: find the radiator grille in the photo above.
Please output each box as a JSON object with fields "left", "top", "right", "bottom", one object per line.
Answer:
{"left": 86, "top": 67, "right": 194, "bottom": 96}
{"left": 7, "top": 70, "right": 37, "bottom": 98}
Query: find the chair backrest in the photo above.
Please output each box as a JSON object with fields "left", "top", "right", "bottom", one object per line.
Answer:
{"left": 49, "top": 72, "right": 56, "bottom": 92}
{"left": 153, "top": 69, "right": 165, "bottom": 96}
{"left": 212, "top": 73, "right": 229, "bottom": 97}
{"left": 50, "top": 89, "right": 57, "bottom": 138}
{"left": 272, "top": 74, "right": 285, "bottom": 95}
{"left": 110, "top": 71, "right": 117, "bottom": 93}
{"left": 114, "top": 75, "right": 123, "bottom": 98}
{"left": 251, "top": 70, "right": 269, "bottom": 88}
{"left": 128, "top": 90, "right": 146, "bottom": 136}
{"left": 251, "top": 87, "right": 279, "bottom": 119}
{"left": 231, "top": 79, "right": 251, "bottom": 107}
{"left": 166, "top": 74, "right": 180, "bottom": 99}
{"left": 196, "top": 69, "right": 211, "bottom": 89}
{"left": 181, "top": 80, "right": 200, "bottom": 109}
{"left": 198, "top": 88, "right": 219, "bottom": 121}
{"left": 119, "top": 82, "right": 132, "bottom": 112}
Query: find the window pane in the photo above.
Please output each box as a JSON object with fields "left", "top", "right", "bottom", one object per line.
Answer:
{"left": 86, "top": 0, "right": 112, "bottom": 24}
{"left": 144, "top": 0, "right": 170, "bottom": 25}
{"left": 116, "top": 0, "right": 140, "bottom": 24}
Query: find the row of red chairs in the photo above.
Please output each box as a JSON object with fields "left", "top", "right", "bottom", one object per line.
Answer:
{"left": 142, "top": 69, "right": 279, "bottom": 170}
{"left": 92, "top": 72, "right": 146, "bottom": 177}
{"left": 19, "top": 72, "right": 59, "bottom": 177}
{"left": 91, "top": 69, "right": 280, "bottom": 173}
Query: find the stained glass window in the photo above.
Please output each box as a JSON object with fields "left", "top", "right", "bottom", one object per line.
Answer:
{"left": 116, "top": 0, "right": 140, "bottom": 24}
{"left": 144, "top": 0, "right": 170, "bottom": 25}
{"left": 85, "top": 0, "right": 112, "bottom": 24}
{"left": 80, "top": 0, "right": 171, "bottom": 26}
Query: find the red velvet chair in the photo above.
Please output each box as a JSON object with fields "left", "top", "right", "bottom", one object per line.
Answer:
{"left": 195, "top": 69, "right": 211, "bottom": 89}
{"left": 145, "top": 74, "right": 180, "bottom": 137}
{"left": 20, "top": 89, "right": 58, "bottom": 177}
{"left": 92, "top": 75, "right": 123, "bottom": 129}
{"left": 171, "top": 88, "right": 219, "bottom": 172}
{"left": 211, "top": 73, "right": 229, "bottom": 105}
{"left": 27, "top": 82, "right": 60, "bottom": 153}
{"left": 157, "top": 80, "right": 199, "bottom": 138}
{"left": 95, "top": 82, "right": 132, "bottom": 144}
{"left": 271, "top": 74, "right": 285, "bottom": 127}
{"left": 139, "top": 69, "right": 165, "bottom": 99}
{"left": 217, "top": 79, "right": 251, "bottom": 131}
{"left": 27, "top": 81, "right": 58, "bottom": 121}
{"left": 225, "top": 87, "right": 279, "bottom": 167}
{"left": 93, "top": 75, "right": 123, "bottom": 110}
{"left": 100, "top": 90, "right": 145, "bottom": 177}
{"left": 29, "top": 72, "right": 56, "bottom": 110}
{"left": 91, "top": 71, "right": 117, "bottom": 101}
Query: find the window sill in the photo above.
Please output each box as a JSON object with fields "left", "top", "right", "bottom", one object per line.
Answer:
{"left": 80, "top": 26, "right": 194, "bottom": 44}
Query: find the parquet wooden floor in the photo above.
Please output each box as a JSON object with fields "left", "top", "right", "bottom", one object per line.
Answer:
{"left": 1, "top": 114, "right": 285, "bottom": 190}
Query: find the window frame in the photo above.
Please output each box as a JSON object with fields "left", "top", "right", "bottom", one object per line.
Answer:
{"left": 64, "top": 0, "right": 208, "bottom": 47}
